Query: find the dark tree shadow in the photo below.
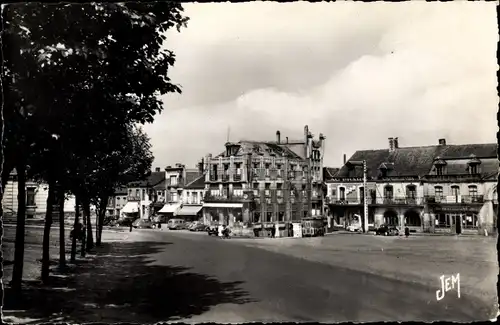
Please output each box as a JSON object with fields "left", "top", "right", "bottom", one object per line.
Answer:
{"left": 4, "top": 240, "right": 256, "bottom": 324}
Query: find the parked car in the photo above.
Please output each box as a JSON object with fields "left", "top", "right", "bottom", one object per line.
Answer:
{"left": 375, "top": 224, "right": 399, "bottom": 236}
{"left": 168, "top": 218, "right": 186, "bottom": 230}
{"left": 207, "top": 225, "right": 218, "bottom": 236}
{"left": 132, "top": 219, "right": 153, "bottom": 229}
{"left": 117, "top": 216, "right": 138, "bottom": 227}
{"left": 190, "top": 222, "right": 207, "bottom": 232}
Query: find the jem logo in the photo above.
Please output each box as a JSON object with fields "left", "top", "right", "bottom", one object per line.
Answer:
{"left": 436, "top": 273, "right": 460, "bottom": 301}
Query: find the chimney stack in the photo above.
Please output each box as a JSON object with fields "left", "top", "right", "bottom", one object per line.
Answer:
{"left": 286, "top": 137, "right": 289, "bottom": 144}
{"left": 343, "top": 154, "right": 346, "bottom": 165}
{"left": 276, "top": 130, "right": 281, "bottom": 144}
{"left": 155, "top": 167, "right": 160, "bottom": 172}
{"left": 393, "top": 137, "right": 399, "bottom": 149}
{"left": 388, "top": 137, "right": 394, "bottom": 152}
{"left": 198, "top": 158, "right": 204, "bottom": 174}
{"left": 439, "top": 138, "right": 446, "bottom": 146}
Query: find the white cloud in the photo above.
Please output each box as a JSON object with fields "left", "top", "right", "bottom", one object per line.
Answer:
{"left": 145, "top": 1, "right": 498, "bottom": 169}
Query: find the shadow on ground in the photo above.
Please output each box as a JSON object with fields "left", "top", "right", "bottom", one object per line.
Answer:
{"left": 4, "top": 240, "right": 255, "bottom": 324}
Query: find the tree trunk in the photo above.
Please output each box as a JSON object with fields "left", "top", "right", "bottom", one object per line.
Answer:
{"left": 58, "top": 187, "right": 65, "bottom": 270}
{"left": 41, "top": 179, "right": 55, "bottom": 283}
{"left": 70, "top": 196, "right": 80, "bottom": 263}
{"left": 11, "top": 160, "right": 27, "bottom": 290}
{"left": 84, "top": 200, "right": 94, "bottom": 251}
{"left": 81, "top": 198, "right": 86, "bottom": 258}
{"left": 96, "top": 196, "right": 107, "bottom": 246}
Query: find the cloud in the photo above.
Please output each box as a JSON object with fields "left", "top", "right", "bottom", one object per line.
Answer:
{"left": 145, "top": 1, "right": 498, "bottom": 169}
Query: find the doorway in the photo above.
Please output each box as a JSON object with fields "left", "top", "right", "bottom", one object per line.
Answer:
{"left": 454, "top": 215, "right": 462, "bottom": 234}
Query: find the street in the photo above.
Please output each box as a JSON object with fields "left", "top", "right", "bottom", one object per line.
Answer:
{"left": 3, "top": 226, "right": 497, "bottom": 323}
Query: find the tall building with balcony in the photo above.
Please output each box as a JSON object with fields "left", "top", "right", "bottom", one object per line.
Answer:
{"left": 326, "top": 137, "right": 497, "bottom": 234}
{"left": 202, "top": 125, "right": 326, "bottom": 228}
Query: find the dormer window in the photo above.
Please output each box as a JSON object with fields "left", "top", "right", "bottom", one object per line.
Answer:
{"left": 433, "top": 156, "right": 447, "bottom": 176}
{"left": 467, "top": 154, "right": 481, "bottom": 174}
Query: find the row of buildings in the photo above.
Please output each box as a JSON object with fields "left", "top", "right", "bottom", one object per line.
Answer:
{"left": 2, "top": 126, "right": 498, "bottom": 235}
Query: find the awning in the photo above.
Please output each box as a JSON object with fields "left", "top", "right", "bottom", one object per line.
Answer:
{"left": 158, "top": 203, "right": 182, "bottom": 214}
{"left": 203, "top": 203, "right": 244, "bottom": 208}
{"left": 121, "top": 202, "right": 139, "bottom": 214}
{"left": 177, "top": 205, "right": 203, "bottom": 216}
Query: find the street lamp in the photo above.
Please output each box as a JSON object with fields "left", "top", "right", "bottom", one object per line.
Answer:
{"left": 347, "top": 160, "right": 368, "bottom": 233}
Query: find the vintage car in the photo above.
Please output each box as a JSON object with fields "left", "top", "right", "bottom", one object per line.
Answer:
{"left": 375, "top": 224, "right": 400, "bottom": 236}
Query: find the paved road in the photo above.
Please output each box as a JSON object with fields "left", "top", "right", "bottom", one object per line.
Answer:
{"left": 125, "top": 230, "right": 496, "bottom": 323}
{"left": 2, "top": 227, "right": 496, "bottom": 323}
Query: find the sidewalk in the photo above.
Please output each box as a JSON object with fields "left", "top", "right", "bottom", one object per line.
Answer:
{"left": 2, "top": 231, "right": 254, "bottom": 324}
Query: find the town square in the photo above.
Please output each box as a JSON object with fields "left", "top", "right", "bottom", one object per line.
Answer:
{"left": 1, "top": 1, "right": 498, "bottom": 324}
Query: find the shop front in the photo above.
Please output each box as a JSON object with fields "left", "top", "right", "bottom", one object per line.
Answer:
{"left": 158, "top": 202, "right": 182, "bottom": 221}
{"left": 202, "top": 202, "right": 244, "bottom": 226}
{"left": 176, "top": 205, "right": 203, "bottom": 222}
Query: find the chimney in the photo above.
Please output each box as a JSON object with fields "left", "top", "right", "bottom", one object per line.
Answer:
{"left": 198, "top": 158, "right": 204, "bottom": 174}
{"left": 286, "top": 137, "right": 289, "bottom": 144}
{"left": 343, "top": 154, "right": 346, "bottom": 165}
{"left": 155, "top": 167, "right": 160, "bottom": 172}
{"left": 393, "top": 137, "right": 399, "bottom": 149}
{"left": 388, "top": 137, "right": 394, "bottom": 152}
{"left": 439, "top": 138, "right": 446, "bottom": 146}
{"left": 276, "top": 130, "right": 281, "bottom": 144}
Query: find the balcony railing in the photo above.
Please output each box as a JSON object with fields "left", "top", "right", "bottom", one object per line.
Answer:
{"left": 425, "top": 195, "right": 484, "bottom": 204}
{"left": 222, "top": 174, "right": 230, "bottom": 182}
{"left": 326, "top": 196, "right": 424, "bottom": 205}
{"left": 233, "top": 174, "right": 242, "bottom": 181}
{"left": 127, "top": 195, "right": 141, "bottom": 202}
{"left": 209, "top": 174, "right": 218, "bottom": 181}
{"left": 204, "top": 192, "right": 254, "bottom": 202}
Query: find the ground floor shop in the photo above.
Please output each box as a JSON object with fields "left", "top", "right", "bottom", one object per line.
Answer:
{"left": 326, "top": 205, "right": 375, "bottom": 231}
{"left": 176, "top": 204, "right": 203, "bottom": 222}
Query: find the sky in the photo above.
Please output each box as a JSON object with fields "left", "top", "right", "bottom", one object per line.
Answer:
{"left": 143, "top": 1, "right": 499, "bottom": 170}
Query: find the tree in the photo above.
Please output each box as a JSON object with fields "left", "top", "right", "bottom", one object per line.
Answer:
{"left": 2, "top": 2, "right": 188, "bottom": 284}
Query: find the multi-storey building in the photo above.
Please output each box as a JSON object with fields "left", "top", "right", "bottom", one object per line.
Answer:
{"left": 156, "top": 164, "right": 202, "bottom": 217}
{"left": 202, "top": 125, "right": 326, "bottom": 232}
{"left": 326, "top": 137, "right": 497, "bottom": 235}
{"left": 2, "top": 169, "right": 76, "bottom": 220}
{"left": 177, "top": 173, "right": 206, "bottom": 221}
{"left": 106, "top": 187, "right": 128, "bottom": 217}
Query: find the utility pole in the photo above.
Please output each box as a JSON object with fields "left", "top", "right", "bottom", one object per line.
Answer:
{"left": 348, "top": 160, "right": 368, "bottom": 233}
{"left": 363, "top": 160, "right": 368, "bottom": 233}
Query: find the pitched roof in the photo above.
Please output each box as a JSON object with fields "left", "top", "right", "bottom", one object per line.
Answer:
{"left": 215, "top": 141, "right": 303, "bottom": 160}
{"left": 185, "top": 174, "right": 205, "bottom": 189}
{"left": 114, "top": 187, "right": 128, "bottom": 195}
{"left": 335, "top": 143, "right": 497, "bottom": 179}
{"left": 184, "top": 169, "right": 201, "bottom": 186}
{"left": 323, "top": 167, "right": 340, "bottom": 181}
{"left": 128, "top": 171, "right": 165, "bottom": 188}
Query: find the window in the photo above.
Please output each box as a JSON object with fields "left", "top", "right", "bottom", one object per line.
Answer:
{"left": 265, "top": 164, "right": 270, "bottom": 176}
{"left": 26, "top": 187, "right": 36, "bottom": 207}
{"left": 436, "top": 214, "right": 451, "bottom": 228}
{"left": 451, "top": 185, "right": 460, "bottom": 197}
{"left": 278, "top": 211, "right": 285, "bottom": 222}
{"left": 254, "top": 212, "right": 261, "bottom": 223}
{"left": 359, "top": 187, "right": 364, "bottom": 201}
{"left": 339, "top": 187, "right": 346, "bottom": 200}
{"left": 464, "top": 214, "right": 478, "bottom": 229}
{"left": 470, "top": 165, "right": 478, "bottom": 174}
{"left": 135, "top": 189, "right": 139, "bottom": 197}
{"left": 406, "top": 185, "right": 416, "bottom": 198}
{"left": 468, "top": 185, "right": 478, "bottom": 197}
{"left": 170, "top": 175, "right": 177, "bottom": 186}
{"left": 277, "top": 183, "right": 283, "bottom": 197}
{"left": 435, "top": 186, "right": 443, "bottom": 201}
{"left": 436, "top": 166, "right": 443, "bottom": 176}
{"left": 142, "top": 189, "right": 146, "bottom": 200}
{"left": 384, "top": 185, "right": 394, "bottom": 199}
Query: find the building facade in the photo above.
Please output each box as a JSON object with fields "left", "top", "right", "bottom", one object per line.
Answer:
{"left": 2, "top": 169, "right": 76, "bottom": 219}
{"left": 326, "top": 137, "right": 498, "bottom": 235}
{"left": 177, "top": 174, "right": 206, "bottom": 221}
{"left": 106, "top": 187, "right": 128, "bottom": 217}
{"left": 202, "top": 125, "right": 326, "bottom": 230}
